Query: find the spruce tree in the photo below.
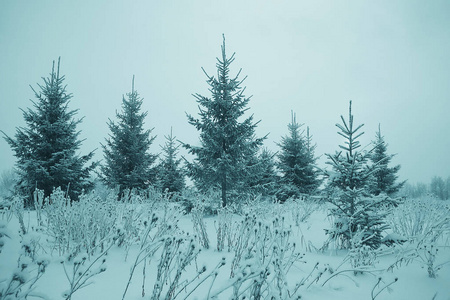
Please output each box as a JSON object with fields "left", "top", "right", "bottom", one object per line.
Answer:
{"left": 101, "top": 77, "right": 157, "bottom": 194}
{"left": 184, "top": 36, "right": 265, "bottom": 207}
{"left": 277, "top": 112, "right": 320, "bottom": 200}
{"left": 325, "top": 101, "right": 388, "bottom": 249}
{"left": 247, "top": 148, "right": 279, "bottom": 197}
{"left": 157, "top": 128, "right": 185, "bottom": 195}
{"left": 369, "top": 125, "right": 405, "bottom": 196}
{"left": 304, "top": 127, "right": 322, "bottom": 192}
{"left": 2, "top": 58, "right": 96, "bottom": 206}
{"left": 326, "top": 101, "right": 371, "bottom": 207}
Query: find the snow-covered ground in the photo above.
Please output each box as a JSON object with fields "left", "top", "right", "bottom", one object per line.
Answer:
{"left": 1, "top": 196, "right": 449, "bottom": 300}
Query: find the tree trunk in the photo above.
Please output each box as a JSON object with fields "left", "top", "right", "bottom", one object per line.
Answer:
{"left": 221, "top": 174, "right": 227, "bottom": 208}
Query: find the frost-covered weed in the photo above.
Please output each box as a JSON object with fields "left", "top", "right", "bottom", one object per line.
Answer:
{"left": 4, "top": 187, "right": 443, "bottom": 298}
{"left": 114, "top": 189, "right": 160, "bottom": 251}
{"left": 115, "top": 203, "right": 146, "bottom": 249}
{"left": 386, "top": 198, "right": 450, "bottom": 243}
{"left": 42, "top": 188, "right": 117, "bottom": 257}
{"left": 0, "top": 221, "right": 10, "bottom": 254}
{"left": 0, "top": 220, "right": 49, "bottom": 300}
{"left": 208, "top": 225, "right": 312, "bottom": 299}
{"left": 154, "top": 196, "right": 183, "bottom": 237}
{"left": 0, "top": 255, "right": 49, "bottom": 300}
{"left": 180, "top": 188, "right": 220, "bottom": 215}
{"left": 239, "top": 194, "right": 279, "bottom": 217}
{"left": 0, "top": 198, "right": 15, "bottom": 223}
{"left": 189, "top": 192, "right": 217, "bottom": 249}
{"left": 21, "top": 230, "right": 46, "bottom": 262}
{"left": 370, "top": 277, "right": 399, "bottom": 300}
{"left": 122, "top": 195, "right": 184, "bottom": 299}
{"left": 216, "top": 212, "right": 308, "bottom": 299}
{"left": 229, "top": 213, "right": 257, "bottom": 278}
{"left": 150, "top": 237, "right": 201, "bottom": 300}
{"left": 121, "top": 215, "right": 161, "bottom": 299}
{"left": 416, "top": 243, "right": 441, "bottom": 278}
{"left": 122, "top": 209, "right": 179, "bottom": 300}
{"left": 320, "top": 269, "right": 398, "bottom": 300}
{"left": 32, "top": 189, "right": 44, "bottom": 226}
{"left": 385, "top": 198, "right": 450, "bottom": 278}
{"left": 285, "top": 197, "right": 319, "bottom": 225}
{"left": 349, "top": 244, "right": 378, "bottom": 272}
{"left": 191, "top": 207, "right": 210, "bottom": 249}
{"left": 388, "top": 241, "right": 450, "bottom": 279}
{"left": 121, "top": 197, "right": 207, "bottom": 299}
{"left": 6, "top": 196, "right": 27, "bottom": 235}
{"left": 215, "top": 207, "right": 234, "bottom": 252}
{"left": 61, "top": 244, "right": 111, "bottom": 300}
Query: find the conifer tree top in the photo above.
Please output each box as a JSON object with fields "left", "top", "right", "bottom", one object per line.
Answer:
{"left": 101, "top": 76, "right": 157, "bottom": 192}
{"left": 184, "top": 35, "right": 265, "bottom": 207}
{"left": 336, "top": 100, "right": 364, "bottom": 157}
{"left": 2, "top": 58, "right": 96, "bottom": 205}
{"left": 370, "top": 123, "right": 405, "bottom": 196}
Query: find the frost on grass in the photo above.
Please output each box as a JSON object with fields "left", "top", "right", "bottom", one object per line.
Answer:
{"left": 0, "top": 188, "right": 449, "bottom": 300}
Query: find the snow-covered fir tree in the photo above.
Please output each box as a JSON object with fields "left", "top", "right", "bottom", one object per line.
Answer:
{"left": 369, "top": 124, "right": 405, "bottom": 196}
{"left": 326, "top": 102, "right": 371, "bottom": 193}
{"left": 101, "top": 77, "right": 157, "bottom": 195}
{"left": 325, "top": 101, "right": 390, "bottom": 249}
{"left": 2, "top": 58, "right": 96, "bottom": 206}
{"left": 247, "top": 148, "right": 279, "bottom": 197}
{"left": 277, "top": 112, "right": 320, "bottom": 200}
{"left": 157, "top": 128, "right": 185, "bottom": 195}
{"left": 304, "top": 127, "right": 322, "bottom": 191}
{"left": 184, "top": 36, "right": 265, "bottom": 207}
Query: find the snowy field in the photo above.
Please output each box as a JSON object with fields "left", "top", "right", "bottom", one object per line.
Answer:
{"left": 1, "top": 192, "right": 449, "bottom": 300}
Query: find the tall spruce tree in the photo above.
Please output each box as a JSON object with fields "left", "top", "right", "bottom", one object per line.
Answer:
{"left": 184, "top": 36, "right": 265, "bottom": 207}
{"left": 277, "top": 112, "right": 320, "bottom": 200}
{"left": 157, "top": 128, "right": 185, "bottom": 195}
{"left": 101, "top": 77, "right": 157, "bottom": 194}
{"left": 369, "top": 125, "right": 405, "bottom": 196}
{"left": 325, "top": 101, "right": 388, "bottom": 249}
{"left": 2, "top": 58, "right": 96, "bottom": 206}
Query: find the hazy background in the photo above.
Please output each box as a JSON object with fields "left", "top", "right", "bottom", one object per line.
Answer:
{"left": 1, "top": 0, "right": 449, "bottom": 184}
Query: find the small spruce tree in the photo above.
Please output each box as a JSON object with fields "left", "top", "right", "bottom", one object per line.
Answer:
{"left": 325, "top": 101, "right": 389, "bottom": 249}
{"left": 369, "top": 125, "right": 405, "bottom": 196}
{"left": 277, "top": 112, "right": 320, "bottom": 200}
{"left": 157, "top": 128, "right": 185, "bottom": 195}
{"left": 247, "top": 148, "right": 279, "bottom": 197}
{"left": 101, "top": 77, "right": 157, "bottom": 195}
{"left": 184, "top": 36, "right": 265, "bottom": 207}
{"left": 2, "top": 58, "right": 96, "bottom": 206}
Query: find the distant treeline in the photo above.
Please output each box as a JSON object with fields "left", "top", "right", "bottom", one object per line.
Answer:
{"left": 401, "top": 176, "right": 450, "bottom": 200}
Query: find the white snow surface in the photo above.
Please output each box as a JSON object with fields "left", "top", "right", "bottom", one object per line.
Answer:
{"left": 0, "top": 199, "right": 449, "bottom": 300}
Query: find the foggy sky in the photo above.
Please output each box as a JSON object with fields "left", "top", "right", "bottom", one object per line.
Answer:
{"left": 1, "top": 0, "right": 449, "bottom": 184}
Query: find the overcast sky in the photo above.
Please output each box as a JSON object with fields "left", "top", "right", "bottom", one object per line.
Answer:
{"left": 1, "top": 0, "right": 449, "bottom": 184}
